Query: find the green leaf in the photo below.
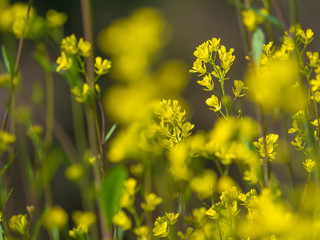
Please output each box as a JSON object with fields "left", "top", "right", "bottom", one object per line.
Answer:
{"left": 101, "top": 165, "right": 128, "bottom": 229}
{"left": 0, "top": 224, "right": 3, "bottom": 240}
{"left": 104, "top": 123, "right": 117, "bottom": 144}
{"left": 252, "top": 28, "right": 265, "bottom": 68}
{"left": 1, "top": 45, "right": 15, "bottom": 78}
{"left": 0, "top": 152, "right": 16, "bottom": 176}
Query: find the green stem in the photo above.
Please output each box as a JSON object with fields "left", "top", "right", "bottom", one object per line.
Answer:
{"left": 300, "top": 173, "right": 310, "bottom": 214}
{"left": 1, "top": 0, "right": 33, "bottom": 131}
{"left": 44, "top": 57, "right": 54, "bottom": 151}
{"left": 289, "top": 0, "right": 298, "bottom": 26}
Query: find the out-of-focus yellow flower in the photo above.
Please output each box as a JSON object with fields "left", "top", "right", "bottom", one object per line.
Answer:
{"left": 303, "top": 159, "right": 316, "bottom": 173}
{"left": 65, "top": 164, "right": 83, "bottom": 182}
{"left": 56, "top": 51, "right": 73, "bottom": 72}
{"left": 242, "top": 8, "right": 268, "bottom": 32}
{"left": 46, "top": 9, "right": 67, "bottom": 28}
{"left": 94, "top": 56, "right": 111, "bottom": 75}
{"left": 71, "top": 211, "right": 96, "bottom": 228}
{"left": 165, "top": 212, "right": 179, "bottom": 225}
{"left": 0, "top": 130, "right": 15, "bottom": 152}
{"left": 168, "top": 142, "right": 189, "bottom": 179}
{"left": 9, "top": 214, "right": 29, "bottom": 237}
{"left": 246, "top": 58, "right": 308, "bottom": 113}
{"left": 78, "top": 38, "right": 91, "bottom": 57}
{"left": 120, "top": 178, "right": 137, "bottom": 208}
{"left": 141, "top": 193, "right": 163, "bottom": 212}
{"left": 242, "top": 9, "right": 257, "bottom": 31}
{"left": 43, "top": 206, "right": 68, "bottom": 230}
{"left": 71, "top": 83, "right": 90, "bottom": 103}
{"left": 112, "top": 210, "right": 131, "bottom": 230}
{"left": 134, "top": 226, "right": 149, "bottom": 240}
{"left": 69, "top": 224, "right": 88, "bottom": 239}
{"left": 206, "top": 207, "right": 219, "bottom": 220}
{"left": 190, "top": 170, "right": 217, "bottom": 198}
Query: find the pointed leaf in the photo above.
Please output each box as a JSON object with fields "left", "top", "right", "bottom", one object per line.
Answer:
{"left": 101, "top": 165, "right": 128, "bottom": 229}
{"left": 1, "top": 45, "right": 15, "bottom": 78}
{"left": 104, "top": 123, "right": 117, "bottom": 144}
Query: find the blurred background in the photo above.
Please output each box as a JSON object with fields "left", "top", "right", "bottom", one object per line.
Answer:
{"left": 1, "top": 0, "right": 320, "bottom": 237}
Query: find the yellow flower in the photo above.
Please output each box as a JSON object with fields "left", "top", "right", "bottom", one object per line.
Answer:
{"left": 71, "top": 211, "right": 96, "bottom": 228}
{"left": 209, "top": 37, "right": 221, "bottom": 52}
{"left": 197, "top": 74, "right": 213, "bottom": 91}
{"left": 153, "top": 220, "right": 168, "bottom": 237}
{"left": 69, "top": 224, "right": 88, "bottom": 239}
{"left": 65, "top": 164, "right": 83, "bottom": 182}
{"left": 94, "top": 56, "right": 111, "bottom": 75}
{"left": 9, "top": 214, "right": 29, "bottom": 236}
{"left": 206, "top": 95, "right": 221, "bottom": 112}
{"left": 141, "top": 193, "right": 163, "bottom": 212}
{"left": 218, "top": 45, "right": 235, "bottom": 70}
{"left": 56, "top": 51, "right": 73, "bottom": 72}
{"left": 307, "top": 51, "right": 320, "bottom": 68}
{"left": 61, "top": 34, "right": 78, "bottom": 55}
{"left": 190, "top": 58, "right": 206, "bottom": 75}
{"left": 254, "top": 134, "right": 279, "bottom": 161}
{"left": 46, "top": 9, "right": 67, "bottom": 28}
{"left": 194, "top": 41, "right": 212, "bottom": 63}
{"left": 190, "top": 170, "right": 217, "bottom": 198}
{"left": 71, "top": 83, "right": 90, "bottom": 103}
{"left": 112, "top": 210, "right": 131, "bottom": 230}
{"left": 303, "top": 159, "right": 316, "bottom": 173}
{"left": 0, "top": 130, "right": 15, "bottom": 152}
{"left": 233, "top": 80, "right": 247, "bottom": 97}
{"left": 206, "top": 207, "right": 219, "bottom": 220}
{"left": 165, "top": 212, "right": 179, "bottom": 225}
{"left": 78, "top": 38, "right": 91, "bottom": 57}
{"left": 242, "top": 9, "right": 257, "bottom": 31}
{"left": 43, "top": 206, "right": 68, "bottom": 230}
{"left": 134, "top": 225, "right": 149, "bottom": 240}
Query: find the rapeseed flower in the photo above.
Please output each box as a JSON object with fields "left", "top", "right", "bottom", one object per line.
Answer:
{"left": 56, "top": 51, "right": 72, "bottom": 72}
{"left": 94, "top": 56, "right": 111, "bottom": 75}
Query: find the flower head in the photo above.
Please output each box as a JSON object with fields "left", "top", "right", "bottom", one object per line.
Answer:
{"left": 94, "top": 56, "right": 112, "bottom": 75}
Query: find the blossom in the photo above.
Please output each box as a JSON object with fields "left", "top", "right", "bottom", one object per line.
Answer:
{"left": 94, "top": 56, "right": 111, "bottom": 75}
{"left": 78, "top": 38, "right": 91, "bottom": 57}
{"left": 153, "top": 219, "right": 168, "bottom": 237}
{"left": 56, "top": 51, "right": 72, "bottom": 72}
{"left": 112, "top": 210, "right": 131, "bottom": 230}
{"left": 46, "top": 9, "right": 67, "bottom": 28}
{"left": 141, "top": 193, "right": 163, "bottom": 211}
{"left": 206, "top": 95, "right": 221, "bottom": 111}
{"left": 61, "top": 34, "right": 78, "bottom": 55}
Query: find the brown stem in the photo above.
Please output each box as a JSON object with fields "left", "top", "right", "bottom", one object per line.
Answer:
{"left": 272, "top": 0, "right": 289, "bottom": 30}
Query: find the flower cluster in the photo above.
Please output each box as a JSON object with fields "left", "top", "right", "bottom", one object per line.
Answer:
{"left": 190, "top": 37, "right": 245, "bottom": 118}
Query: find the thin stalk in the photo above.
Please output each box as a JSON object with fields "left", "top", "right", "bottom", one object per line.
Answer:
{"left": 300, "top": 173, "right": 311, "bottom": 214}
{"left": 1, "top": 0, "right": 34, "bottom": 131}
{"left": 289, "top": 0, "right": 298, "bottom": 26}
{"left": 81, "top": 0, "right": 110, "bottom": 238}
{"left": 272, "top": 0, "right": 289, "bottom": 30}
{"left": 44, "top": 58, "right": 54, "bottom": 150}
{"left": 257, "top": 105, "right": 270, "bottom": 186}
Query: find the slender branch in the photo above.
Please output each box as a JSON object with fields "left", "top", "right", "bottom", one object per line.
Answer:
{"left": 272, "top": 0, "right": 289, "bottom": 30}
{"left": 1, "top": 0, "right": 34, "bottom": 131}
